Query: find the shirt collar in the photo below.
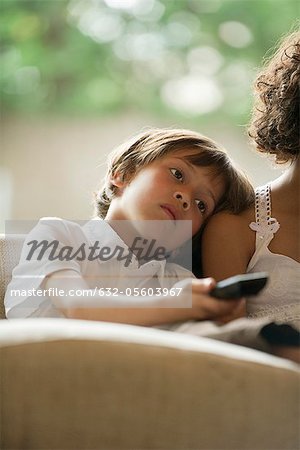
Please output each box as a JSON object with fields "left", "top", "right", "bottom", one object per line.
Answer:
{"left": 82, "top": 218, "right": 167, "bottom": 272}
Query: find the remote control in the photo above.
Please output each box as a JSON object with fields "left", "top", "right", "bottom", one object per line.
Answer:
{"left": 210, "top": 272, "right": 269, "bottom": 300}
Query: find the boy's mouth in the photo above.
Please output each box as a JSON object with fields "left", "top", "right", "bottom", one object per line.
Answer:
{"left": 160, "top": 204, "right": 177, "bottom": 221}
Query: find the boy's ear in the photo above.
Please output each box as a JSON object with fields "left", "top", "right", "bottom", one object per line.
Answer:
{"left": 110, "top": 172, "right": 126, "bottom": 189}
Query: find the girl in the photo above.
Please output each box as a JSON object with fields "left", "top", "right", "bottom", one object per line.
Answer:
{"left": 5, "top": 128, "right": 253, "bottom": 325}
{"left": 201, "top": 31, "right": 300, "bottom": 358}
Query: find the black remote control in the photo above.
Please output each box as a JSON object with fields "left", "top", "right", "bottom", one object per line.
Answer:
{"left": 210, "top": 272, "right": 269, "bottom": 300}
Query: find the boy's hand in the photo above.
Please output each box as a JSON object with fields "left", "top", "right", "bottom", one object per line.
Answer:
{"left": 191, "top": 278, "right": 245, "bottom": 322}
{"left": 214, "top": 299, "right": 247, "bottom": 324}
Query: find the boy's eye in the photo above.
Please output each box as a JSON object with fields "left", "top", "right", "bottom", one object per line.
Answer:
{"left": 196, "top": 199, "right": 206, "bottom": 214}
{"left": 170, "top": 168, "right": 183, "bottom": 181}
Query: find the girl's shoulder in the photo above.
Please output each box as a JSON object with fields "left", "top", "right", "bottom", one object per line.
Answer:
{"left": 202, "top": 209, "right": 256, "bottom": 276}
{"left": 203, "top": 208, "right": 255, "bottom": 239}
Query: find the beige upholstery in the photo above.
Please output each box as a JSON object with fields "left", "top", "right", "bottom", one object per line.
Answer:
{"left": 0, "top": 234, "right": 25, "bottom": 319}
{"left": 0, "top": 234, "right": 299, "bottom": 449}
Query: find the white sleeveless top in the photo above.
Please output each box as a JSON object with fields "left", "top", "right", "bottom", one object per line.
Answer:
{"left": 246, "top": 184, "right": 300, "bottom": 330}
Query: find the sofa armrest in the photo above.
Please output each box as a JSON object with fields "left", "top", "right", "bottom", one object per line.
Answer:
{"left": 1, "top": 319, "right": 299, "bottom": 450}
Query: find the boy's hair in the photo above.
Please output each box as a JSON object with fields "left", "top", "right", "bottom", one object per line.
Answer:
{"left": 248, "top": 29, "right": 300, "bottom": 164}
{"left": 94, "top": 128, "right": 254, "bottom": 218}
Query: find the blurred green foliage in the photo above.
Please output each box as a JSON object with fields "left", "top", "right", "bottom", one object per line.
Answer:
{"left": 0, "top": 0, "right": 299, "bottom": 122}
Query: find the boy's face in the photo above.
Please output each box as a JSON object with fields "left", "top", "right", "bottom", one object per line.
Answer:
{"left": 107, "top": 148, "right": 225, "bottom": 249}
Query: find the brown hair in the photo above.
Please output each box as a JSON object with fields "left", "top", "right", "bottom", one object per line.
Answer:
{"left": 94, "top": 128, "right": 254, "bottom": 219}
{"left": 248, "top": 29, "right": 300, "bottom": 163}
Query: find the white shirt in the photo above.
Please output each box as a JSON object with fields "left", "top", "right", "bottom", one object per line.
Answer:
{"left": 4, "top": 218, "right": 194, "bottom": 318}
{"left": 247, "top": 184, "right": 300, "bottom": 329}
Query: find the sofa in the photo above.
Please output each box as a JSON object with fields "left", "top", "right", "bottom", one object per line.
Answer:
{"left": 0, "top": 234, "right": 299, "bottom": 450}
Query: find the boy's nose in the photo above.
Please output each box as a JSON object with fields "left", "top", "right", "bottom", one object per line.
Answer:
{"left": 174, "top": 192, "right": 190, "bottom": 210}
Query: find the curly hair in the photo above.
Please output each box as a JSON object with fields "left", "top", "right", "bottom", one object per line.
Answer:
{"left": 248, "top": 29, "right": 300, "bottom": 164}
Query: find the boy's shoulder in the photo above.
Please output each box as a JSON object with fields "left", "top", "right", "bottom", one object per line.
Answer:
{"left": 26, "top": 217, "right": 91, "bottom": 246}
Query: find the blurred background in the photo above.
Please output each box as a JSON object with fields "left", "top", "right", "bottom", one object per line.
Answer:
{"left": 1, "top": 0, "right": 299, "bottom": 232}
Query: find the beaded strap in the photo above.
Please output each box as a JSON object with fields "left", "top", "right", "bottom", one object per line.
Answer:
{"left": 255, "top": 184, "right": 271, "bottom": 226}
{"left": 249, "top": 184, "right": 280, "bottom": 236}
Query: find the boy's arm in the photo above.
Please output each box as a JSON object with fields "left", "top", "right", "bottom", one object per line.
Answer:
{"left": 45, "top": 270, "right": 242, "bottom": 326}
